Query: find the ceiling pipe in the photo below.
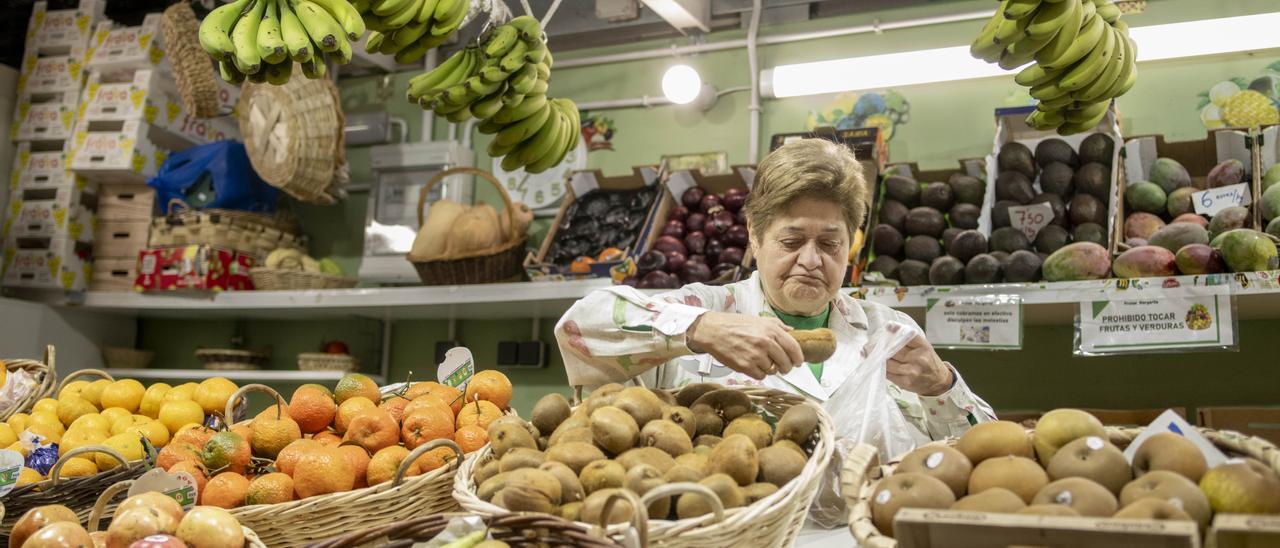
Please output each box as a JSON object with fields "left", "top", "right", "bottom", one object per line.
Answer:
{"left": 746, "top": 0, "right": 762, "bottom": 164}
{"left": 575, "top": 86, "right": 748, "bottom": 111}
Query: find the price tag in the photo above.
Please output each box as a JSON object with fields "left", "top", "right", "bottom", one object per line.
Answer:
{"left": 0, "top": 450, "right": 25, "bottom": 497}
{"left": 129, "top": 468, "right": 199, "bottom": 510}
{"left": 438, "top": 346, "right": 475, "bottom": 390}
{"left": 1192, "top": 183, "right": 1251, "bottom": 216}
{"left": 1007, "top": 203, "right": 1054, "bottom": 241}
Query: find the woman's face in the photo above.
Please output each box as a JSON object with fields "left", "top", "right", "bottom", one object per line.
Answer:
{"left": 751, "top": 196, "right": 850, "bottom": 316}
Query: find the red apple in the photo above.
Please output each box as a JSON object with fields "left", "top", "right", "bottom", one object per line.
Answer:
{"left": 322, "top": 340, "right": 349, "bottom": 354}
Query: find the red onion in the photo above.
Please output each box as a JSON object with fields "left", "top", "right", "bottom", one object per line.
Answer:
{"left": 735, "top": 208, "right": 748, "bottom": 227}
{"left": 721, "top": 188, "right": 748, "bottom": 212}
{"left": 704, "top": 210, "right": 735, "bottom": 239}
{"left": 685, "top": 212, "right": 706, "bottom": 232}
{"left": 712, "top": 262, "right": 738, "bottom": 279}
{"left": 662, "top": 220, "right": 685, "bottom": 239}
{"left": 620, "top": 276, "right": 639, "bottom": 287}
{"left": 686, "top": 253, "right": 707, "bottom": 265}
{"left": 636, "top": 250, "right": 666, "bottom": 274}
{"left": 705, "top": 237, "right": 726, "bottom": 259}
{"left": 699, "top": 193, "right": 721, "bottom": 213}
{"left": 718, "top": 246, "right": 745, "bottom": 266}
{"left": 664, "top": 251, "right": 687, "bottom": 273}
{"left": 681, "top": 187, "right": 705, "bottom": 210}
{"left": 654, "top": 235, "right": 688, "bottom": 256}
{"left": 639, "top": 270, "right": 675, "bottom": 289}
{"left": 669, "top": 206, "right": 689, "bottom": 223}
{"left": 725, "top": 224, "right": 749, "bottom": 247}
{"left": 681, "top": 261, "right": 712, "bottom": 284}
{"left": 684, "top": 231, "right": 707, "bottom": 255}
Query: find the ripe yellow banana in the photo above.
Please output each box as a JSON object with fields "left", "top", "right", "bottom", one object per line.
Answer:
{"left": 199, "top": 0, "right": 252, "bottom": 61}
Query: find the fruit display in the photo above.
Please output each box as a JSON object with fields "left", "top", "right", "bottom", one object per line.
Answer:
{"left": 11, "top": 498, "right": 255, "bottom": 548}
{"left": 622, "top": 185, "right": 750, "bottom": 288}
{"left": 971, "top": 0, "right": 1137, "bottom": 134}
{"left": 866, "top": 170, "right": 992, "bottom": 285}
{"left": 200, "top": 0, "right": 367, "bottom": 84}
{"left": 1259, "top": 164, "right": 1280, "bottom": 239}
{"left": 358, "top": 0, "right": 469, "bottom": 63}
{"left": 408, "top": 16, "right": 581, "bottom": 173}
{"left": 540, "top": 187, "right": 657, "bottom": 275}
{"left": 408, "top": 199, "right": 533, "bottom": 262}
{"left": 862, "top": 409, "right": 1280, "bottom": 543}
{"left": 463, "top": 383, "right": 823, "bottom": 527}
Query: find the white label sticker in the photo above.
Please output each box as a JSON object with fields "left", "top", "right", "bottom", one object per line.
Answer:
{"left": 1007, "top": 203, "right": 1055, "bottom": 241}
{"left": 1076, "top": 287, "right": 1235, "bottom": 355}
{"left": 1192, "top": 183, "right": 1251, "bottom": 216}
{"left": 0, "top": 450, "right": 25, "bottom": 497}
{"left": 438, "top": 346, "right": 475, "bottom": 390}
{"left": 925, "top": 452, "right": 944, "bottom": 470}
{"left": 925, "top": 295, "right": 1022, "bottom": 350}
{"left": 875, "top": 489, "right": 892, "bottom": 505}
{"left": 1085, "top": 436, "right": 1104, "bottom": 450}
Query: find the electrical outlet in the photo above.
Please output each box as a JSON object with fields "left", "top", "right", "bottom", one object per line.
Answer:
{"left": 518, "top": 341, "right": 545, "bottom": 367}
{"left": 497, "top": 341, "right": 519, "bottom": 365}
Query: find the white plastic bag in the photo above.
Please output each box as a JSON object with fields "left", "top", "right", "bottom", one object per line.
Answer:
{"left": 808, "top": 320, "right": 929, "bottom": 528}
{"left": 0, "top": 369, "right": 37, "bottom": 417}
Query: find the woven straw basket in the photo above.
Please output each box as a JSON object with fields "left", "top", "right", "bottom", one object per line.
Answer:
{"left": 843, "top": 426, "right": 1280, "bottom": 547}
{"left": 89, "top": 479, "right": 267, "bottom": 548}
{"left": 222, "top": 384, "right": 464, "bottom": 547}
{"left": 0, "top": 345, "right": 58, "bottom": 420}
{"left": 409, "top": 167, "right": 528, "bottom": 286}
{"left": 239, "top": 76, "right": 346, "bottom": 205}
{"left": 0, "top": 444, "right": 147, "bottom": 536}
{"left": 102, "top": 346, "right": 155, "bottom": 368}
{"left": 250, "top": 268, "right": 357, "bottom": 290}
{"left": 297, "top": 353, "right": 357, "bottom": 372}
{"left": 453, "top": 385, "right": 834, "bottom": 547}
{"left": 305, "top": 507, "right": 641, "bottom": 548}
{"left": 161, "top": 3, "right": 222, "bottom": 118}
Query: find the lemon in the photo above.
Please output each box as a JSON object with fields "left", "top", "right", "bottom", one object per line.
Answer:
{"left": 97, "top": 432, "right": 145, "bottom": 471}
{"left": 60, "top": 427, "right": 107, "bottom": 457}
{"left": 100, "top": 379, "right": 146, "bottom": 413}
{"left": 138, "top": 383, "right": 171, "bottom": 419}
{"left": 69, "top": 413, "right": 109, "bottom": 433}
{"left": 58, "top": 379, "right": 89, "bottom": 400}
{"left": 100, "top": 407, "right": 131, "bottom": 424}
{"left": 80, "top": 379, "right": 112, "bottom": 408}
{"left": 164, "top": 382, "right": 199, "bottom": 403}
{"left": 0, "top": 364, "right": 6, "bottom": 390}
{"left": 127, "top": 420, "right": 170, "bottom": 447}
{"left": 55, "top": 395, "right": 97, "bottom": 427}
{"left": 58, "top": 457, "right": 97, "bottom": 477}
{"left": 194, "top": 377, "right": 239, "bottom": 415}
{"left": 160, "top": 400, "right": 206, "bottom": 435}
{"left": 1210, "top": 80, "right": 1241, "bottom": 108}
{"left": 7, "top": 441, "right": 28, "bottom": 457}
{"left": 16, "top": 467, "right": 43, "bottom": 486}
{"left": 29, "top": 412, "right": 64, "bottom": 437}
{"left": 25, "top": 422, "right": 62, "bottom": 444}
{"left": 33, "top": 398, "right": 58, "bottom": 416}
{"left": 0, "top": 423, "right": 16, "bottom": 447}
{"left": 8, "top": 413, "right": 30, "bottom": 433}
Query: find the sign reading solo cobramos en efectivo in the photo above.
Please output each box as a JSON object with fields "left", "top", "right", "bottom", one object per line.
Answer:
{"left": 1076, "top": 285, "right": 1236, "bottom": 355}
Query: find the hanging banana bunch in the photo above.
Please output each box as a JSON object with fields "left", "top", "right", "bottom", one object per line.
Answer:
{"left": 971, "top": 0, "right": 1136, "bottom": 135}
{"left": 356, "top": 0, "right": 469, "bottom": 64}
{"left": 407, "top": 15, "right": 580, "bottom": 174}
{"left": 199, "top": 0, "right": 366, "bottom": 84}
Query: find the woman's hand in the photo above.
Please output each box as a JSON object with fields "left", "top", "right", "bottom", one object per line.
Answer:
{"left": 886, "top": 334, "right": 954, "bottom": 396}
{"left": 687, "top": 311, "right": 804, "bottom": 380}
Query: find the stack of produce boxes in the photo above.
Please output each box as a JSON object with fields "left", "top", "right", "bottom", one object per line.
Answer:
{"left": 2, "top": 0, "right": 104, "bottom": 291}
{"left": 91, "top": 184, "right": 154, "bottom": 290}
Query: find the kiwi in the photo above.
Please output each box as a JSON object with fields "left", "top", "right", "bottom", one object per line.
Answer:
{"left": 774, "top": 404, "right": 819, "bottom": 445}
{"left": 904, "top": 235, "right": 942, "bottom": 263}
{"left": 708, "top": 434, "right": 759, "bottom": 486}
{"left": 743, "top": 482, "right": 780, "bottom": 505}
{"left": 884, "top": 175, "right": 921, "bottom": 207}
{"left": 490, "top": 414, "right": 541, "bottom": 441}
{"left": 1069, "top": 194, "right": 1108, "bottom": 227}
{"left": 499, "top": 447, "right": 547, "bottom": 472}
{"left": 950, "top": 203, "right": 981, "bottom": 230}
{"left": 1019, "top": 504, "right": 1081, "bottom": 517}
{"left": 877, "top": 200, "right": 910, "bottom": 233}
{"left": 897, "top": 259, "right": 931, "bottom": 286}
{"left": 722, "top": 416, "right": 772, "bottom": 450}
{"left": 965, "top": 254, "right": 1002, "bottom": 284}
{"left": 905, "top": 207, "right": 947, "bottom": 238}
{"left": 617, "top": 446, "right": 676, "bottom": 473}
{"left": 872, "top": 224, "right": 905, "bottom": 257}
{"left": 474, "top": 459, "right": 502, "bottom": 485}
{"left": 921, "top": 182, "right": 955, "bottom": 211}
{"left": 580, "top": 488, "right": 635, "bottom": 525}
{"left": 948, "top": 230, "right": 988, "bottom": 263}
{"left": 548, "top": 426, "right": 594, "bottom": 447}
{"left": 539, "top": 461, "right": 585, "bottom": 503}
{"left": 694, "top": 411, "right": 724, "bottom": 437}
{"left": 584, "top": 383, "right": 625, "bottom": 414}
{"left": 490, "top": 422, "right": 539, "bottom": 458}
{"left": 895, "top": 445, "right": 973, "bottom": 498}
{"left": 650, "top": 389, "right": 677, "bottom": 406}
{"left": 675, "top": 383, "right": 720, "bottom": 408}
{"left": 625, "top": 464, "right": 671, "bottom": 518}
{"left": 591, "top": 406, "right": 640, "bottom": 455}
{"left": 868, "top": 256, "right": 900, "bottom": 281}
{"left": 690, "top": 390, "right": 752, "bottom": 424}
{"left": 695, "top": 434, "right": 723, "bottom": 448}
{"left": 949, "top": 174, "right": 985, "bottom": 206}
{"left": 995, "top": 171, "right": 1035, "bottom": 204}
{"left": 1036, "top": 139, "right": 1079, "bottom": 168}
{"left": 531, "top": 393, "right": 572, "bottom": 436}
{"left": 1034, "top": 225, "right": 1071, "bottom": 254}
{"left": 501, "top": 481, "right": 557, "bottom": 513}
{"left": 547, "top": 442, "right": 607, "bottom": 475}
{"left": 674, "top": 452, "right": 708, "bottom": 474}
{"left": 506, "top": 468, "right": 563, "bottom": 504}
{"left": 991, "top": 200, "right": 1018, "bottom": 228}
{"left": 991, "top": 227, "right": 1031, "bottom": 253}
{"left": 1040, "top": 162, "right": 1076, "bottom": 198}
{"left": 613, "top": 386, "right": 665, "bottom": 427}
{"left": 665, "top": 464, "right": 706, "bottom": 484}
{"left": 870, "top": 472, "right": 956, "bottom": 536}
{"left": 478, "top": 472, "right": 510, "bottom": 501}
{"left": 772, "top": 440, "right": 806, "bottom": 458}
{"left": 677, "top": 473, "right": 746, "bottom": 519}
{"left": 579, "top": 459, "right": 626, "bottom": 494}
{"left": 757, "top": 445, "right": 806, "bottom": 487}
{"left": 929, "top": 256, "right": 965, "bottom": 285}
{"left": 662, "top": 406, "right": 697, "bottom": 439}
{"left": 950, "top": 488, "right": 1026, "bottom": 513}
{"left": 559, "top": 501, "right": 583, "bottom": 521}
{"left": 1031, "top": 477, "right": 1118, "bottom": 517}
{"left": 640, "top": 419, "right": 693, "bottom": 457}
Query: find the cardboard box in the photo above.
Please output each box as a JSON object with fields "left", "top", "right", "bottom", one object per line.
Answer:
{"left": 12, "top": 91, "right": 79, "bottom": 142}
{"left": 69, "top": 120, "right": 173, "bottom": 182}
{"left": 889, "top": 508, "right": 1198, "bottom": 548}
{"left": 631, "top": 166, "right": 754, "bottom": 285}
{"left": 2, "top": 236, "right": 92, "bottom": 291}
{"left": 24, "top": 0, "right": 104, "bottom": 56}
{"left": 4, "top": 183, "right": 97, "bottom": 242}
{"left": 96, "top": 183, "right": 155, "bottom": 221}
{"left": 78, "top": 68, "right": 236, "bottom": 145}
{"left": 1197, "top": 406, "right": 1280, "bottom": 446}
{"left": 134, "top": 245, "right": 254, "bottom": 292}
{"left": 89, "top": 257, "right": 136, "bottom": 291}
{"left": 1207, "top": 513, "right": 1280, "bottom": 548}
{"left": 18, "top": 54, "right": 86, "bottom": 95}
{"left": 86, "top": 16, "right": 166, "bottom": 73}
{"left": 9, "top": 142, "right": 85, "bottom": 190}
{"left": 93, "top": 220, "right": 149, "bottom": 258}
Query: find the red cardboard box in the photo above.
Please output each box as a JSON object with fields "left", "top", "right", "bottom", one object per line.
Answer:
{"left": 134, "top": 245, "right": 254, "bottom": 292}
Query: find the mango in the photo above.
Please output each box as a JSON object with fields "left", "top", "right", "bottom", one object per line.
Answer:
{"left": 1264, "top": 164, "right": 1280, "bottom": 193}
{"left": 1262, "top": 184, "right": 1280, "bottom": 222}
{"left": 1151, "top": 158, "right": 1193, "bottom": 193}
{"left": 1042, "top": 242, "right": 1112, "bottom": 282}
{"left": 1211, "top": 229, "right": 1278, "bottom": 272}
{"left": 1268, "top": 218, "right": 1280, "bottom": 240}
{"left": 1149, "top": 223, "right": 1209, "bottom": 254}
{"left": 1172, "top": 213, "right": 1209, "bottom": 228}
{"left": 1207, "top": 159, "right": 1246, "bottom": 188}
{"left": 1125, "top": 182, "right": 1167, "bottom": 215}
{"left": 1175, "top": 244, "right": 1226, "bottom": 275}
{"left": 1113, "top": 246, "right": 1177, "bottom": 278}
{"left": 1166, "top": 187, "right": 1197, "bottom": 218}
{"left": 1208, "top": 206, "right": 1250, "bottom": 239}
{"left": 1125, "top": 212, "right": 1166, "bottom": 240}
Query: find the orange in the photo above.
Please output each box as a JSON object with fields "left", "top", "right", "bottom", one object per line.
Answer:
{"left": 403, "top": 382, "right": 439, "bottom": 400}
{"left": 464, "top": 371, "right": 512, "bottom": 410}
{"left": 255, "top": 402, "right": 290, "bottom": 422}
{"left": 169, "top": 461, "right": 207, "bottom": 499}
{"left": 597, "top": 247, "right": 624, "bottom": 262}
{"left": 455, "top": 401, "right": 503, "bottom": 431}
{"left": 275, "top": 438, "right": 320, "bottom": 476}
{"left": 173, "top": 425, "right": 217, "bottom": 449}
{"left": 413, "top": 446, "right": 459, "bottom": 474}
{"left": 245, "top": 472, "right": 295, "bottom": 505}
{"left": 313, "top": 431, "right": 342, "bottom": 446}
{"left": 342, "top": 409, "right": 398, "bottom": 453}
{"left": 379, "top": 395, "right": 411, "bottom": 424}
{"left": 251, "top": 413, "right": 302, "bottom": 459}
{"left": 569, "top": 256, "right": 596, "bottom": 274}
{"left": 453, "top": 425, "right": 489, "bottom": 454}
{"left": 423, "top": 384, "right": 464, "bottom": 415}
{"left": 293, "top": 446, "right": 355, "bottom": 499}
{"left": 335, "top": 397, "right": 376, "bottom": 434}
{"left": 231, "top": 423, "right": 254, "bottom": 443}
{"left": 157, "top": 442, "right": 202, "bottom": 470}
{"left": 367, "top": 446, "right": 416, "bottom": 486}
{"left": 401, "top": 408, "right": 454, "bottom": 450}
{"left": 203, "top": 472, "right": 249, "bottom": 509}
{"left": 337, "top": 444, "right": 371, "bottom": 489}
{"left": 402, "top": 395, "right": 451, "bottom": 421}
{"left": 201, "top": 431, "right": 251, "bottom": 475}
{"left": 333, "top": 374, "right": 380, "bottom": 406}
{"left": 289, "top": 384, "right": 337, "bottom": 434}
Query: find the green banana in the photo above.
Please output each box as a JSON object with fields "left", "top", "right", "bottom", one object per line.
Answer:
{"left": 493, "top": 93, "right": 546, "bottom": 124}
{"left": 477, "top": 118, "right": 504, "bottom": 134}
{"left": 1039, "top": 6, "right": 1103, "bottom": 70}
{"left": 1030, "top": 78, "right": 1070, "bottom": 101}
{"left": 470, "top": 85, "right": 508, "bottom": 119}
{"left": 440, "top": 80, "right": 479, "bottom": 106}
{"left": 378, "top": 31, "right": 405, "bottom": 53}
{"left": 498, "top": 40, "right": 530, "bottom": 73}
{"left": 481, "top": 63, "right": 512, "bottom": 84}
{"left": 501, "top": 91, "right": 525, "bottom": 108}
{"left": 512, "top": 107, "right": 563, "bottom": 169}
{"left": 308, "top": 0, "right": 366, "bottom": 39}
{"left": 407, "top": 45, "right": 474, "bottom": 98}
{"left": 280, "top": 1, "right": 313, "bottom": 61}
{"left": 527, "top": 79, "right": 548, "bottom": 95}
{"left": 414, "top": 0, "right": 439, "bottom": 24}
{"left": 1074, "top": 28, "right": 1127, "bottom": 102}
{"left": 392, "top": 20, "right": 428, "bottom": 46}
{"left": 362, "top": 13, "right": 388, "bottom": 32}
{"left": 231, "top": 0, "right": 268, "bottom": 74}
{"left": 1098, "top": 35, "right": 1136, "bottom": 100}
{"left": 247, "top": 67, "right": 268, "bottom": 83}
{"left": 294, "top": 0, "right": 344, "bottom": 52}
{"left": 394, "top": 33, "right": 443, "bottom": 64}
{"left": 494, "top": 103, "right": 551, "bottom": 146}
{"left": 1014, "top": 63, "right": 1060, "bottom": 87}
{"left": 1058, "top": 21, "right": 1116, "bottom": 91}
{"left": 430, "top": 0, "right": 465, "bottom": 36}
{"left": 264, "top": 59, "right": 293, "bottom": 85}
{"left": 331, "top": 24, "right": 353, "bottom": 62}
{"left": 1058, "top": 104, "right": 1109, "bottom": 135}
{"left": 383, "top": 0, "right": 422, "bottom": 29}
{"left": 487, "top": 134, "right": 519, "bottom": 157}
{"left": 465, "top": 74, "right": 503, "bottom": 96}
{"left": 532, "top": 99, "right": 580, "bottom": 173}
{"left": 1023, "top": 0, "right": 1077, "bottom": 41}
{"left": 508, "top": 63, "right": 538, "bottom": 95}
{"left": 535, "top": 60, "right": 550, "bottom": 81}
{"left": 371, "top": 0, "right": 411, "bottom": 17}
{"left": 1002, "top": 0, "right": 1041, "bottom": 20}
{"left": 445, "top": 106, "right": 472, "bottom": 123}
{"left": 1001, "top": 22, "right": 1057, "bottom": 69}
{"left": 969, "top": 12, "right": 1006, "bottom": 62}
{"left": 522, "top": 43, "right": 547, "bottom": 65}
{"left": 1038, "top": 92, "right": 1075, "bottom": 111}
{"left": 506, "top": 15, "right": 542, "bottom": 44}
{"left": 257, "top": 0, "right": 288, "bottom": 65}
{"left": 993, "top": 9, "right": 1032, "bottom": 45}
{"left": 483, "top": 25, "right": 519, "bottom": 58}
{"left": 219, "top": 60, "right": 246, "bottom": 84}
{"left": 199, "top": 0, "right": 252, "bottom": 61}
{"left": 1026, "top": 108, "right": 1065, "bottom": 131}
{"left": 1031, "top": 0, "right": 1083, "bottom": 69}
{"left": 1096, "top": 1, "right": 1121, "bottom": 24}
{"left": 365, "top": 30, "right": 384, "bottom": 53}
{"left": 351, "top": 0, "right": 368, "bottom": 11}
{"left": 1066, "top": 100, "right": 1109, "bottom": 124}
{"left": 301, "top": 54, "right": 327, "bottom": 78}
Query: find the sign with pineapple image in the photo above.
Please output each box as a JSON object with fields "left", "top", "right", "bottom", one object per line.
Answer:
{"left": 1198, "top": 62, "right": 1280, "bottom": 129}
{"left": 1076, "top": 285, "right": 1235, "bottom": 355}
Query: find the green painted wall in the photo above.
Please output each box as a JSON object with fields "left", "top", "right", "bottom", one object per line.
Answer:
{"left": 137, "top": 0, "right": 1280, "bottom": 416}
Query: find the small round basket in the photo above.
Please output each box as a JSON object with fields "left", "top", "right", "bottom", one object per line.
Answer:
{"left": 238, "top": 76, "right": 346, "bottom": 205}
{"left": 196, "top": 348, "right": 269, "bottom": 371}
{"left": 0, "top": 345, "right": 58, "bottom": 421}
{"left": 250, "top": 268, "right": 357, "bottom": 290}
{"left": 101, "top": 347, "right": 155, "bottom": 369}
{"left": 408, "top": 168, "right": 528, "bottom": 286}
{"left": 297, "top": 353, "right": 357, "bottom": 373}
{"left": 162, "top": 3, "right": 223, "bottom": 118}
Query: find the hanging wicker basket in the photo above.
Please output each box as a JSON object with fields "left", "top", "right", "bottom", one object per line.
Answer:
{"left": 162, "top": 3, "right": 223, "bottom": 118}
{"left": 408, "top": 167, "right": 528, "bottom": 286}
{"left": 238, "top": 75, "right": 347, "bottom": 205}
{"left": 0, "top": 345, "right": 57, "bottom": 421}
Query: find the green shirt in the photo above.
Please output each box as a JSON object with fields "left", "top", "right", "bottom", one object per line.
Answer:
{"left": 771, "top": 304, "right": 830, "bottom": 380}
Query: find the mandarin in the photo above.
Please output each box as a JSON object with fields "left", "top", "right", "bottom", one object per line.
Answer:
{"left": 203, "top": 472, "right": 249, "bottom": 509}
{"left": 401, "top": 407, "right": 454, "bottom": 450}
{"left": 453, "top": 425, "right": 489, "bottom": 454}
{"left": 342, "top": 408, "right": 398, "bottom": 453}
{"left": 275, "top": 438, "right": 320, "bottom": 476}
{"left": 464, "top": 371, "right": 512, "bottom": 410}
{"left": 337, "top": 444, "right": 372, "bottom": 489}
{"left": 379, "top": 396, "right": 411, "bottom": 424}
{"left": 335, "top": 397, "right": 376, "bottom": 434}
{"left": 413, "top": 446, "right": 460, "bottom": 474}
{"left": 293, "top": 446, "right": 355, "bottom": 498}
{"left": 245, "top": 472, "right": 295, "bottom": 505}
{"left": 367, "top": 446, "right": 416, "bottom": 485}
{"left": 455, "top": 400, "right": 503, "bottom": 431}
{"left": 288, "top": 384, "right": 337, "bottom": 435}
{"left": 334, "top": 374, "right": 380, "bottom": 406}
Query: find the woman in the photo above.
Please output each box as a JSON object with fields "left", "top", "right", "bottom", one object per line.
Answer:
{"left": 555, "top": 138, "right": 994, "bottom": 448}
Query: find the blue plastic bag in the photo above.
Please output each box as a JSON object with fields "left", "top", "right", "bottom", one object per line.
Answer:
{"left": 147, "top": 141, "right": 279, "bottom": 213}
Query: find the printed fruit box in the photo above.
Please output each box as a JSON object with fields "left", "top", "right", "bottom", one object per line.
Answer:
{"left": 69, "top": 119, "right": 173, "bottom": 182}
{"left": 134, "top": 245, "right": 254, "bottom": 292}
{"left": 86, "top": 15, "right": 166, "bottom": 73}
{"left": 24, "top": 0, "right": 104, "bottom": 56}
{"left": 18, "top": 54, "right": 86, "bottom": 95}
{"left": 11, "top": 90, "right": 80, "bottom": 142}
{"left": 9, "top": 141, "right": 85, "bottom": 191}
{"left": 79, "top": 69, "right": 238, "bottom": 145}
{"left": 4, "top": 183, "right": 97, "bottom": 243}
{"left": 1, "top": 236, "right": 92, "bottom": 291}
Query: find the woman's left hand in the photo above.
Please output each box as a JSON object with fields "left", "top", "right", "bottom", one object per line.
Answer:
{"left": 886, "top": 334, "right": 954, "bottom": 396}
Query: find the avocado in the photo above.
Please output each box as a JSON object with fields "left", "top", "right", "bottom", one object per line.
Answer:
{"left": 1034, "top": 224, "right": 1072, "bottom": 254}
{"left": 878, "top": 200, "right": 909, "bottom": 233}
{"left": 964, "top": 254, "right": 1002, "bottom": 284}
{"left": 921, "top": 182, "right": 955, "bottom": 212}
{"left": 1069, "top": 194, "right": 1108, "bottom": 227}
{"left": 948, "top": 174, "right": 985, "bottom": 206}
{"left": 872, "top": 224, "right": 905, "bottom": 258}
{"left": 991, "top": 226, "right": 1032, "bottom": 253}
{"left": 1079, "top": 133, "right": 1114, "bottom": 166}
{"left": 885, "top": 175, "right": 921, "bottom": 207}
{"left": 995, "top": 171, "right": 1036, "bottom": 204}
{"left": 1039, "top": 162, "right": 1075, "bottom": 198}
{"left": 949, "top": 203, "right": 981, "bottom": 230}
{"left": 1124, "top": 181, "right": 1168, "bottom": 215}
{"left": 897, "top": 259, "right": 931, "bottom": 286}
{"left": 942, "top": 227, "right": 963, "bottom": 250}
{"left": 1150, "top": 157, "right": 1193, "bottom": 193}
{"left": 948, "top": 230, "right": 989, "bottom": 263}
{"left": 1031, "top": 193, "right": 1069, "bottom": 227}
{"left": 991, "top": 200, "right": 1019, "bottom": 228}
{"left": 867, "top": 255, "right": 900, "bottom": 281}
{"left": 905, "top": 207, "right": 947, "bottom": 238}
{"left": 904, "top": 235, "right": 943, "bottom": 263}
{"left": 1073, "top": 223, "right": 1106, "bottom": 246}
{"left": 998, "top": 141, "right": 1038, "bottom": 180}
{"left": 928, "top": 256, "right": 966, "bottom": 286}
{"left": 1035, "top": 138, "right": 1079, "bottom": 168}
{"left": 989, "top": 250, "right": 1011, "bottom": 265}
{"left": 1004, "top": 250, "right": 1043, "bottom": 282}
{"left": 1074, "top": 162, "right": 1112, "bottom": 203}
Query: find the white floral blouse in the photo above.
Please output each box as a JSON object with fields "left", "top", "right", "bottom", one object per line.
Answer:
{"left": 554, "top": 272, "right": 996, "bottom": 441}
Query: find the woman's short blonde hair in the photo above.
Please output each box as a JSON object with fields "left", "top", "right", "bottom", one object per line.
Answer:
{"left": 744, "top": 138, "right": 870, "bottom": 238}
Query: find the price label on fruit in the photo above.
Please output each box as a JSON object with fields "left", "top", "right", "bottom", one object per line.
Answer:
{"left": 438, "top": 346, "right": 475, "bottom": 390}
{"left": 1192, "top": 183, "right": 1251, "bottom": 216}
{"left": 130, "top": 468, "right": 199, "bottom": 510}
{"left": 1008, "top": 203, "right": 1054, "bottom": 241}
{"left": 924, "top": 295, "right": 1022, "bottom": 350}
{"left": 0, "top": 449, "right": 25, "bottom": 497}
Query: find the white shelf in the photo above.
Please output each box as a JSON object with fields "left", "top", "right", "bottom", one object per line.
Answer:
{"left": 102, "top": 368, "right": 384, "bottom": 383}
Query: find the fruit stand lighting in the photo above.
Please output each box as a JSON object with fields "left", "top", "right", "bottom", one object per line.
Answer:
{"left": 662, "top": 64, "right": 703, "bottom": 104}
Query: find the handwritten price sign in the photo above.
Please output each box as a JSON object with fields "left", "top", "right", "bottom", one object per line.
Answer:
{"left": 1008, "top": 203, "right": 1055, "bottom": 241}
{"left": 1192, "top": 183, "right": 1251, "bottom": 216}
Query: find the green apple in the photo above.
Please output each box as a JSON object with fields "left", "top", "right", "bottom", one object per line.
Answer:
{"left": 1199, "top": 459, "right": 1280, "bottom": 515}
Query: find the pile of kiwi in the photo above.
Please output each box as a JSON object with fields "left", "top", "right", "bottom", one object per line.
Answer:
{"left": 474, "top": 383, "right": 821, "bottom": 525}
{"left": 866, "top": 171, "right": 997, "bottom": 286}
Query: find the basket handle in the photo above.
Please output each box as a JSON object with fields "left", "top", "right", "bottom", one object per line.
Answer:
{"left": 600, "top": 488, "right": 649, "bottom": 546}
{"left": 641, "top": 482, "right": 726, "bottom": 525}
{"left": 48, "top": 444, "right": 134, "bottom": 487}
{"left": 393, "top": 439, "right": 465, "bottom": 486}
{"left": 224, "top": 383, "right": 289, "bottom": 423}
{"left": 55, "top": 368, "right": 116, "bottom": 396}
{"left": 88, "top": 479, "right": 135, "bottom": 532}
{"left": 43, "top": 345, "right": 55, "bottom": 374}
{"left": 416, "top": 167, "right": 520, "bottom": 243}
{"left": 166, "top": 198, "right": 192, "bottom": 217}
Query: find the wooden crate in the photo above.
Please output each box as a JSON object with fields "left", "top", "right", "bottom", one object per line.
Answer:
{"left": 93, "top": 220, "right": 150, "bottom": 258}
{"left": 89, "top": 257, "right": 137, "bottom": 291}
{"left": 1207, "top": 514, "right": 1280, "bottom": 548}
{"left": 892, "top": 509, "right": 1199, "bottom": 548}
{"left": 97, "top": 183, "right": 154, "bottom": 221}
{"left": 1198, "top": 406, "right": 1280, "bottom": 446}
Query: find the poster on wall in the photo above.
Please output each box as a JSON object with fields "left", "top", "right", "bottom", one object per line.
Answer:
{"left": 925, "top": 295, "right": 1022, "bottom": 350}
{"left": 1074, "top": 285, "right": 1237, "bottom": 355}
{"left": 805, "top": 90, "right": 910, "bottom": 141}
{"left": 1198, "top": 61, "right": 1280, "bottom": 129}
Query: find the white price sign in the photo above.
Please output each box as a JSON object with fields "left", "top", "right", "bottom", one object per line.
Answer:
{"left": 925, "top": 295, "right": 1022, "bottom": 350}
{"left": 1007, "top": 203, "right": 1054, "bottom": 241}
{"left": 1192, "top": 183, "right": 1251, "bottom": 216}
{"left": 1076, "top": 285, "right": 1235, "bottom": 355}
